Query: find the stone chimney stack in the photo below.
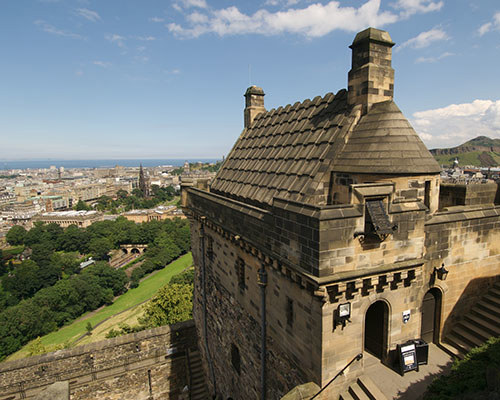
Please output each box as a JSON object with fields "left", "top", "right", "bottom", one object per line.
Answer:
{"left": 347, "top": 27, "right": 395, "bottom": 115}
{"left": 244, "top": 86, "right": 265, "bottom": 128}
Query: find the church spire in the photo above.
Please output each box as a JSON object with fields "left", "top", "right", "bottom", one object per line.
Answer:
{"left": 139, "top": 164, "right": 150, "bottom": 197}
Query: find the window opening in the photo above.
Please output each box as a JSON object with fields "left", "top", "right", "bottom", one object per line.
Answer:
{"left": 286, "top": 297, "right": 294, "bottom": 327}
{"left": 236, "top": 257, "right": 245, "bottom": 290}
{"left": 231, "top": 343, "right": 241, "bottom": 375}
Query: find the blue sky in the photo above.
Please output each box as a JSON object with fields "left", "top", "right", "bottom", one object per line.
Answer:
{"left": 1, "top": 0, "right": 499, "bottom": 160}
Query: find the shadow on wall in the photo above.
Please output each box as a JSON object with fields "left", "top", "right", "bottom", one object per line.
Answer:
{"left": 442, "top": 276, "right": 498, "bottom": 338}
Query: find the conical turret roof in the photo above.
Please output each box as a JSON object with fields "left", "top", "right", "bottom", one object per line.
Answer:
{"left": 331, "top": 101, "right": 440, "bottom": 174}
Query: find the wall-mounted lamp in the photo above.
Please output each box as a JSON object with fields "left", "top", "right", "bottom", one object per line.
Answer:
{"left": 334, "top": 302, "right": 351, "bottom": 329}
{"left": 434, "top": 264, "right": 449, "bottom": 281}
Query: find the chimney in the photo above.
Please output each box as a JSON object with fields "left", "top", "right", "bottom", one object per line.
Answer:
{"left": 347, "top": 28, "right": 395, "bottom": 114}
{"left": 244, "top": 86, "right": 265, "bottom": 128}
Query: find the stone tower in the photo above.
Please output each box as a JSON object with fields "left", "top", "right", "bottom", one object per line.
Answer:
{"left": 183, "top": 27, "right": 500, "bottom": 400}
{"left": 138, "top": 164, "right": 150, "bottom": 197}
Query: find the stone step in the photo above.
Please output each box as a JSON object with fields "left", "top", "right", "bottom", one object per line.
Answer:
{"left": 349, "top": 383, "right": 371, "bottom": 400}
{"left": 463, "top": 313, "right": 500, "bottom": 337}
{"left": 489, "top": 287, "right": 500, "bottom": 299}
{"left": 445, "top": 332, "right": 471, "bottom": 356}
{"left": 457, "top": 320, "right": 495, "bottom": 342}
{"left": 187, "top": 348, "right": 209, "bottom": 400}
{"left": 483, "top": 294, "right": 500, "bottom": 308}
{"left": 339, "top": 390, "right": 356, "bottom": 400}
{"left": 357, "top": 376, "right": 388, "bottom": 400}
{"left": 439, "top": 341, "right": 464, "bottom": 360}
{"left": 494, "top": 281, "right": 500, "bottom": 291}
{"left": 452, "top": 326, "right": 484, "bottom": 348}
{"left": 471, "top": 306, "right": 500, "bottom": 327}
{"left": 477, "top": 301, "right": 500, "bottom": 318}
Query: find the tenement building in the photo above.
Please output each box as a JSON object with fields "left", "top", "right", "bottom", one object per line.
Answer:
{"left": 183, "top": 28, "right": 500, "bottom": 399}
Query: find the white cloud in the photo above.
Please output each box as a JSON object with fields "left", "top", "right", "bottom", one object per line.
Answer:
{"left": 264, "top": 0, "right": 300, "bottom": 6}
{"left": 93, "top": 61, "right": 111, "bottom": 68}
{"left": 75, "top": 8, "right": 101, "bottom": 22}
{"left": 391, "top": 0, "right": 443, "bottom": 17}
{"left": 105, "top": 34, "right": 126, "bottom": 48}
{"left": 415, "top": 51, "right": 453, "bottom": 63}
{"left": 173, "top": 0, "right": 208, "bottom": 10}
{"left": 150, "top": 17, "right": 165, "bottom": 23}
{"left": 34, "top": 20, "right": 84, "bottom": 39}
{"left": 411, "top": 100, "right": 500, "bottom": 148}
{"left": 477, "top": 12, "right": 500, "bottom": 36}
{"left": 168, "top": 0, "right": 399, "bottom": 38}
{"left": 137, "top": 36, "right": 156, "bottom": 41}
{"left": 398, "top": 28, "right": 448, "bottom": 50}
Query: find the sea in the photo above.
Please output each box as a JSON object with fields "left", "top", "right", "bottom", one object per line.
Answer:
{"left": 0, "top": 159, "right": 219, "bottom": 171}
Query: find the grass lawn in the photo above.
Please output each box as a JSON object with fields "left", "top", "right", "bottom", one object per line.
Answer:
{"left": 5, "top": 252, "right": 192, "bottom": 362}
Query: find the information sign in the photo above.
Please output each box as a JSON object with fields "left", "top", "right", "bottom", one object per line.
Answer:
{"left": 397, "top": 341, "right": 418, "bottom": 375}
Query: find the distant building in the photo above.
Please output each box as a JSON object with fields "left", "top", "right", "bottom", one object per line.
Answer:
{"left": 138, "top": 164, "right": 150, "bottom": 197}
{"left": 33, "top": 210, "right": 102, "bottom": 228}
{"left": 122, "top": 205, "right": 184, "bottom": 223}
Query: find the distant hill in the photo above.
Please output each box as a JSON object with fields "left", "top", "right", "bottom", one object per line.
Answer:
{"left": 430, "top": 136, "right": 500, "bottom": 167}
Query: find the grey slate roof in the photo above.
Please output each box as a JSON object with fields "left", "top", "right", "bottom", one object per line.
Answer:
{"left": 211, "top": 90, "right": 352, "bottom": 206}
{"left": 211, "top": 92, "right": 440, "bottom": 207}
{"left": 331, "top": 101, "right": 441, "bottom": 174}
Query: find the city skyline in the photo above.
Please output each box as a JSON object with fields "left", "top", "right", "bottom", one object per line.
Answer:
{"left": 1, "top": 0, "right": 500, "bottom": 159}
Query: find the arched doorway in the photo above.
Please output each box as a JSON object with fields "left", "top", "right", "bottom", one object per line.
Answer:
{"left": 364, "top": 301, "right": 389, "bottom": 360}
{"left": 421, "top": 288, "right": 442, "bottom": 343}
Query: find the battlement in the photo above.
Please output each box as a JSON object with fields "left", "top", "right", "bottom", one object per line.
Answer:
{"left": 0, "top": 321, "right": 197, "bottom": 400}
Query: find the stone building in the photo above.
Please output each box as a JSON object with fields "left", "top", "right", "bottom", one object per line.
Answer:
{"left": 33, "top": 210, "right": 103, "bottom": 228}
{"left": 183, "top": 28, "right": 500, "bottom": 399}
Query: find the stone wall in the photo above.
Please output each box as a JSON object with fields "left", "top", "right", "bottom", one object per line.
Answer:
{"left": 0, "top": 321, "right": 197, "bottom": 400}
{"left": 186, "top": 187, "right": 500, "bottom": 399}
{"left": 425, "top": 204, "right": 500, "bottom": 335}
{"left": 191, "top": 221, "right": 323, "bottom": 400}
{"left": 439, "top": 182, "right": 498, "bottom": 208}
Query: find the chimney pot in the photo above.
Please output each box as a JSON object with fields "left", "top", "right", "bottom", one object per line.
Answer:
{"left": 347, "top": 27, "right": 395, "bottom": 114}
{"left": 244, "top": 86, "right": 265, "bottom": 128}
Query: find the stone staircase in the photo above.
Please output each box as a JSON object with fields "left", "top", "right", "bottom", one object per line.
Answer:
{"left": 339, "top": 376, "right": 388, "bottom": 400}
{"left": 187, "top": 349, "right": 209, "bottom": 400}
{"left": 444, "top": 281, "right": 500, "bottom": 358}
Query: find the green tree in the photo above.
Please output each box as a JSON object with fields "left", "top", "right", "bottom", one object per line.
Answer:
{"left": 86, "top": 321, "right": 93, "bottom": 335}
{"left": 82, "top": 262, "right": 128, "bottom": 296}
{"left": 117, "top": 189, "right": 128, "bottom": 199}
{"left": 58, "top": 225, "right": 91, "bottom": 253}
{"left": 24, "top": 223, "right": 51, "bottom": 248}
{"left": 2, "top": 260, "right": 41, "bottom": 300}
{"left": 26, "top": 337, "right": 47, "bottom": 357}
{"left": 88, "top": 237, "right": 112, "bottom": 260}
{"left": 6, "top": 225, "right": 27, "bottom": 246}
{"left": 75, "top": 199, "right": 91, "bottom": 211}
{"left": 139, "top": 283, "right": 193, "bottom": 327}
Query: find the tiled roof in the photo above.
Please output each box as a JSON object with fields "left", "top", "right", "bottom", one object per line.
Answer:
{"left": 331, "top": 101, "right": 441, "bottom": 174}
{"left": 211, "top": 89, "right": 352, "bottom": 206}
{"left": 211, "top": 92, "right": 440, "bottom": 207}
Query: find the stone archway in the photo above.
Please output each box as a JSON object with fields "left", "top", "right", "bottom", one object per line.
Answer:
{"left": 421, "top": 288, "right": 442, "bottom": 343}
{"left": 364, "top": 300, "right": 389, "bottom": 360}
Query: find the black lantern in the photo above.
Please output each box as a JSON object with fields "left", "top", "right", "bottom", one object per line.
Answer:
{"left": 334, "top": 302, "right": 351, "bottom": 329}
{"left": 434, "top": 264, "right": 449, "bottom": 281}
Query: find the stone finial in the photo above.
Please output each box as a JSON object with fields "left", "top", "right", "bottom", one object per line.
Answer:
{"left": 244, "top": 86, "right": 265, "bottom": 128}
{"left": 347, "top": 27, "right": 395, "bottom": 114}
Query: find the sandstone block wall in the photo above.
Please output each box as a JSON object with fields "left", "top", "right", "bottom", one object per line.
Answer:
{"left": 439, "top": 182, "right": 498, "bottom": 208}
{"left": 425, "top": 204, "right": 500, "bottom": 334}
{"left": 0, "top": 321, "right": 197, "bottom": 400}
{"left": 191, "top": 221, "right": 323, "bottom": 400}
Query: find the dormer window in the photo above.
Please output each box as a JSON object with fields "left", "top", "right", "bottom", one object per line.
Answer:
{"left": 364, "top": 198, "right": 395, "bottom": 241}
